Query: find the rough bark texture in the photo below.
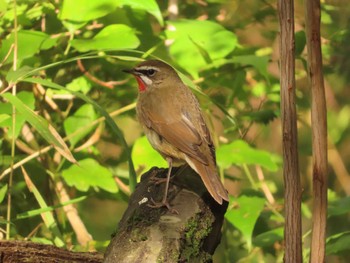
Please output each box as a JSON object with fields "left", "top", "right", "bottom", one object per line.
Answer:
{"left": 104, "top": 166, "right": 228, "bottom": 263}
{"left": 278, "top": 0, "right": 303, "bottom": 262}
{"left": 305, "top": 0, "right": 328, "bottom": 262}
{"left": 0, "top": 240, "right": 103, "bottom": 263}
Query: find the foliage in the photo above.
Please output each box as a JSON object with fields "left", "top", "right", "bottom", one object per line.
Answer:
{"left": 0, "top": 0, "right": 349, "bottom": 262}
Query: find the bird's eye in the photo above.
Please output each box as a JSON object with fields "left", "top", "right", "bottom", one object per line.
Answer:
{"left": 147, "top": 69, "right": 156, "bottom": 76}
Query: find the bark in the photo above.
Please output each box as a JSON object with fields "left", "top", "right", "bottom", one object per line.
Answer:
{"left": 104, "top": 166, "right": 228, "bottom": 263}
{"left": 304, "top": 0, "right": 328, "bottom": 262}
{"left": 0, "top": 240, "right": 103, "bottom": 263}
{"left": 278, "top": 0, "right": 303, "bottom": 262}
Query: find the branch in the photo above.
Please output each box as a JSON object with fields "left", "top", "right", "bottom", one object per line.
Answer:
{"left": 76, "top": 59, "right": 128, "bottom": 89}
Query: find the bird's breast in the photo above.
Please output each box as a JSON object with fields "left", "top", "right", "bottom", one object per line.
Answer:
{"left": 143, "top": 126, "right": 185, "bottom": 164}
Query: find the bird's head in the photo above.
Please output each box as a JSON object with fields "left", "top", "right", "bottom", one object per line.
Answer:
{"left": 123, "top": 60, "right": 180, "bottom": 92}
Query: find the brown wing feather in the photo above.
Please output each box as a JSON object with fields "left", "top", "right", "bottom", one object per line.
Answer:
{"left": 140, "top": 107, "right": 209, "bottom": 165}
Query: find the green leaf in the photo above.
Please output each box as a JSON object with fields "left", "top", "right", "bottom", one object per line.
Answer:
{"left": 6, "top": 66, "right": 34, "bottom": 82}
{"left": 217, "top": 140, "right": 279, "bottom": 171}
{"left": 0, "top": 30, "right": 57, "bottom": 65}
{"left": 254, "top": 227, "right": 284, "bottom": 247}
{"left": 118, "top": 0, "right": 164, "bottom": 26}
{"left": 225, "top": 195, "right": 265, "bottom": 251}
{"left": 23, "top": 77, "right": 137, "bottom": 191}
{"left": 328, "top": 196, "right": 350, "bottom": 217}
{"left": 1, "top": 93, "right": 76, "bottom": 163}
{"left": 59, "top": 0, "right": 120, "bottom": 23}
{"left": 16, "top": 196, "right": 87, "bottom": 220}
{"left": 66, "top": 76, "right": 92, "bottom": 94}
{"left": 165, "top": 20, "right": 237, "bottom": 78}
{"left": 62, "top": 158, "right": 118, "bottom": 193}
{"left": 0, "top": 91, "right": 35, "bottom": 139}
{"left": 0, "top": 184, "right": 8, "bottom": 204}
{"left": 64, "top": 104, "right": 97, "bottom": 147}
{"left": 22, "top": 166, "right": 65, "bottom": 247}
{"left": 295, "top": 31, "right": 306, "bottom": 56}
{"left": 326, "top": 233, "right": 350, "bottom": 255}
{"left": 71, "top": 24, "right": 140, "bottom": 52}
{"left": 132, "top": 136, "right": 167, "bottom": 174}
{"left": 230, "top": 55, "right": 270, "bottom": 81}
{"left": 0, "top": 114, "right": 10, "bottom": 125}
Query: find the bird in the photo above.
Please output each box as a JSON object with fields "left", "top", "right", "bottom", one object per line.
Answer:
{"left": 123, "top": 59, "right": 229, "bottom": 208}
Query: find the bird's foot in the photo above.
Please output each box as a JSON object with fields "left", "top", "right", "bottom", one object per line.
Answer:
{"left": 150, "top": 173, "right": 176, "bottom": 185}
{"left": 147, "top": 198, "right": 179, "bottom": 214}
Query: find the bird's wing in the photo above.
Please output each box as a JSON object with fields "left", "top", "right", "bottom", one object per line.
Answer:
{"left": 139, "top": 108, "right": 210, "bottom": 165}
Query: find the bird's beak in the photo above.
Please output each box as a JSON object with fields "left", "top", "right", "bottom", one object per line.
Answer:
{"left": 122, "top": 68, "right": 141, "bottom": 76}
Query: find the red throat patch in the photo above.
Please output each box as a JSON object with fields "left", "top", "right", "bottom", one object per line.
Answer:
{"left": 135, "top": 76, "right": 146, "bottom": 92}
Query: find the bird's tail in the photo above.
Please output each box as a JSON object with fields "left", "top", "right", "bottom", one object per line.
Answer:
{"left": 185, "top": 156, "right": 229, "bottom": 204}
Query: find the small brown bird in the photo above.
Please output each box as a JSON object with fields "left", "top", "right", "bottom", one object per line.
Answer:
{"left": 124, "top": 59, "right": 228, "bottom": 207}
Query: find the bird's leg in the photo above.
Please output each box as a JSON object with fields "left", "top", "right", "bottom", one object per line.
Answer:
{"left": 150, "top": 163, "right": 188, "bottom": 185}
{"left": 148, "top": 158, "right": 178, "bottom": 214}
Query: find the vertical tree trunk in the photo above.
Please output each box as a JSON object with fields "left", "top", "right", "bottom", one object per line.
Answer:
{"left": 278, "top": 0, "right": 302, "bottom": 262}
{"left": 305, "top": 0, "right": 328, "bottom": 262}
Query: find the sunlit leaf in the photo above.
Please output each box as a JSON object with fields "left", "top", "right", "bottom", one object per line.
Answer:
{"left": 132, "top": 136, "right": 167, "bottom": 174}
{"left": 118, "top": 0, "right": 164, "bottom": 26}
{"left": 0, "top": 184, "right": 8, "bottom": 204}
{"left": 0, "top": 30, "right": 57, "bottom": 65}
{"left": 71, "top": 24, "right": 140, "bottom": 52}
{"left": 1, "top": 93, "right": 76, "bottom": 163}
{"left": 59, "top": 0, "right": 119, "bottom": 23}
{"left": 217, "top": 140, "right": 279, "bottom": 171}
{"left": 66, "top": 76, "right": 92, "bottom": 94}
{"left": 0, "top": 91, "right": 35, "bottom": 139}
{"left": 62, "top": 158, "right": 118, "bottom": 193}
{"left": 64, "top": 104, "right": 97, "bottom": 147}
{"left": 165, "top": 20, "right": 237, "bottom": 78}
{"left": 225, "top": 195, "right": 265, "bottom": 251}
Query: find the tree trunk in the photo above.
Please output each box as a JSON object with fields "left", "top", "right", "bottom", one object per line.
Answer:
{"left": 104, "top": 166, "right": 228, "bottom": 263}
{"left": 305, "top": 0, "right": 328, "bottom": 262}
{"left": 278, "top": 0, "right": 303, "bottom": 262}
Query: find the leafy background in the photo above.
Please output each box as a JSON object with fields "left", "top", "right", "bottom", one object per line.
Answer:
{"left": 0, "top": 0, "right": 350, "bottom": 262}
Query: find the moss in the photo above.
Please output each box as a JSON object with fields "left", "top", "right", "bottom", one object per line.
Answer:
{"left": 129, "top": 227, "right": 148, "bottom": 242}
{"left": 157, "top": 239, "right": 180, "bottom": 262}
{"left": 180, "top": 212, "right": 213, "bottom": 262}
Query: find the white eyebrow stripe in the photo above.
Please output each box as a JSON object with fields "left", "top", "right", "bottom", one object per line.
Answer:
{"left": 135, "top": 66, "right": 160, "bottom": 71}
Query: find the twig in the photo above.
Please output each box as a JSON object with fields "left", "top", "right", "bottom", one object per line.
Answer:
{"left": 114, "top": 177, "right": 130, "bottom": 196}
{"left": 255, "top": 165, "right": 275, "bottom": 204}
{"left": 74, "top": 123, "right": 103, "bottom": 152}
{"left": 6, "top": 0, "right": 18, "bottom": 240}
{"left": 0, "top": 44, "right": 14, "bottom": 68}
{"left": 55, "top": 180, "right": 93, "bottom": 247}
{"left": 76, "top": 59, "right": 128, "bottom": 89}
